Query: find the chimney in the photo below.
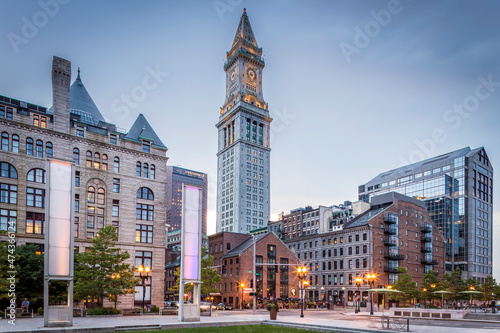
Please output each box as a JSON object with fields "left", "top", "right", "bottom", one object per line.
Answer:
{"left": 51, "top": 56, "right": 71, "bottom": 134}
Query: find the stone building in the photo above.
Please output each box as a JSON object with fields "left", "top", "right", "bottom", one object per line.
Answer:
{"left": 285, "top": 192, "right": 445, "bottom": 305}
{"left": 209, "top": 231, "right": 299, "bottom": 309}
{"left": 216, "top": 9, "right": 272, "bottom": 234}
{"left": 0, "top": 56, "right": 167, "bottom": 308}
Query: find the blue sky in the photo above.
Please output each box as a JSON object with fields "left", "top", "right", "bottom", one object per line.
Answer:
{"left": 1, "top": 0, "right": 500, "bottom": 277}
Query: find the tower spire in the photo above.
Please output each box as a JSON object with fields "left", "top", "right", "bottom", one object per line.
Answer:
{"left": 77, "top": 67, "right": 81, "bottom": 81}
{"left": 231, "top": 8, "right": 258, "bottom": 50}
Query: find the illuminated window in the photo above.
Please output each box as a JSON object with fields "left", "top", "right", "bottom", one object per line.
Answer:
{"left": 26, "top": 212, "right": 44, "bottom": 234}
{"left": 136, "top": 224, "right": 153, "bottom": 243}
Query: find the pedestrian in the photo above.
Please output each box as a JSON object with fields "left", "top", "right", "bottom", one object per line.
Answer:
{"left": 21, "top": 298, "right": 29, "bottom": 312}
{"left": 457, "top": 301, "right": 461, "bottom": 309}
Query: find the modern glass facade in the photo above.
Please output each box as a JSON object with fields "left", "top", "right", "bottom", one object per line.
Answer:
{"left": 359, "top": 147, "right": 493, "bottom": 282}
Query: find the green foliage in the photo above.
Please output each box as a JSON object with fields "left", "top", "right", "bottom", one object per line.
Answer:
{"left": 150, "top": 305, "right": 159, "bottom": 313}
{"left": 169, "top": 248, "right": 222, "bottom": 299}
{"left": 392, "top": 267, "right": 420, "bottom": 303}
{"left": 443, "top": 267, "right": 466, "bottom": 299}
{"left": 480, "top": 275, "right": 500, "bottom": 301}
{"left": 0, "top": 237, "right": 20, "bottom": 305}
{"left": 266, "top": 301, "right": 279, "bottom": 312}
{"left": 37, "top": 307, "right": 43, "bottom": 316}
{"left": 0, "top": 309, "right": 4, "bottom": 318}
{"left": 84, "top": 307, "right": 120, "bottom": 316}
{"left": 74, "top": 226, "right": 139, "bottom": 307}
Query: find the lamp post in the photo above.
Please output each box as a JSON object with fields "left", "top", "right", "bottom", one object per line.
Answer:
{"left": 137, "top": 265, "right": 150, "bottom": 310}
{"left": 355, "top": 277, "right": 362, "bottom": 313}
{"left": 469, "top": 285, "right": 475, "bottom": 309}
{"left": 367, "top": 273, "right": 376, "bottom": 315}
{"left": 297, "top": 266, "right": 307, "bottom": 318}
{"left": 342, "top": 287, "right": 346, "bottom": 309}
{"left": 241, "top": 283, "right": 245, "bottom": 310}
{"left": 110, "top": 273, "right": 120, "bottom": 309}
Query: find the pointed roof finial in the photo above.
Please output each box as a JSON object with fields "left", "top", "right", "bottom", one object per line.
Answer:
{"left": 77, "top": 67, "right": 81, "bottom": 81}
{"left": 243, "top": 8, "right": 247, "bottom": 14}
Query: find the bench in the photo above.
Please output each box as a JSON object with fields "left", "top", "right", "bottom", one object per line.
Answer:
{"left": 4, "top": 308, "right": 34, "bottom": 319}
{"left": 367, "top": 316, "right": 410, "bottom": 331}
{"left": 159, "top": 307, "right": 178, "bottom": 315}
{"left": 121, "top": 308, "right": 143, "bottom": 316}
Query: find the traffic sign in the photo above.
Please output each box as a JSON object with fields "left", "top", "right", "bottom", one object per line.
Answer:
{"left": 243, "top": 288, "right": 253, "bottom": 292}
{"left": 247, "top": 270, "right": 253, "bottom": 273}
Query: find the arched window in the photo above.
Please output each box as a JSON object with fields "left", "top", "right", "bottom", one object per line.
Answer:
{"left": 97, "top": 188, "right": 105, "bottom": 205}
{"left": 143, "top": 163, "right": 148, "bottom": 178}
{"left": 87, "top": 186, "right": 95, "bottom": 203}
{"left": 102, "top": 154, "right": 108, "bottom": 171}
{"left": 73, "top": 148, "right": 80, "bottom": 165}
{"left": 150, "top": 164, "right": 155, "bottom": 179}
{"left": 46, "top": 142, "right": 53, "bottom": 157}
{"left": 27, "top": 168, "right": 45, "bottom": 183}
{"left": 1, "top": 132, "right": 8, "bottom": 151}
{"left": 113, "top": 157, "right": 120, "bottom": 173}
{"left": 36, "top": 140, "right": 43, "bottom": 157}
{"left": 137, "top": 187, "right": 154, "bottom": 200}
{"left": 12, "top": 135, "right": 19, "bottom": 153}
{"left": 94, "top": 152, "right": 100, "bottom": 159}
{"left": 86, "top": 151, "right": 92, "bottom": 168}
{"left": 136, "top": 162, "right": 141, "bottom": 177}
{"left": 0, "top": 162, "right": 17, "bottom": 179}
{"left": 26, "top": 138, "right": 34, "bottom": 156}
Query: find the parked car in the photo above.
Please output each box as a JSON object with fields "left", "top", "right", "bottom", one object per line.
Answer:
{"left": 200, "top": 302, "right": 212, "bottom": 311}
{"left": 216, "top": 302, "right": 233, "bottom": 310}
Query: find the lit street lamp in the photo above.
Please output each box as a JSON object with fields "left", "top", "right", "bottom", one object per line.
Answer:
{"left": 241, "top": 283, "right": 245, "bottom": 310}
{"left": 367, "top": 273, "right": 376, "bottom": 315}
{"left": 297, "top": 266, "right": 307, "bottom": 318}
{"left": 137, "top": 265, "right": 150, "bottom": 310}
{"left": 355, "top": 277, "right": 362, "bottom": 313}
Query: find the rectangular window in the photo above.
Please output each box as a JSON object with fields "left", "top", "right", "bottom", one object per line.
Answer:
{"left": 0, "top": 183, "right": 17, "bottom": 204}
{"left": 26, "top": 212, "right": 44, "bottom": 234}
{"left": 76, "top": 126, "right": 84, "bottom": 137}
{"left": 135, "top": 250, "right": 153, "bottom": 268}
{"left": 26, "top": 187, "right": 44, "bottom": 207}
{"left": 110, "top": 134, "right": 117, "bottom": 145}
{"left": 142, "top": 142, "right": 150, "bottom": 153}
{"left": 136, "top": 224, "right": 153, "bottom": 243}
{"left": 113, "top": 178, "right": 120, "bottom": 193}
{"left": 75, "top": 171, "right": 80, "bottom": 187}
{"left": 112, "top": 200, "right": 119, "bottom": 217}
{"left": 136, "top": 203, "right": 154, "bottom": 220}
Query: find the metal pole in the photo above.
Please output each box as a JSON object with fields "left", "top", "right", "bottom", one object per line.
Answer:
{"left": 142, "top": 273, "right": 145, "bottom": 310}
{"left": 253, "top": 235, "right": 256, "bottom": 314}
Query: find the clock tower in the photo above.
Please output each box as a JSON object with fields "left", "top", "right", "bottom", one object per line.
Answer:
{"left": 216, "top": 9, "right": 272, "bottom": 234}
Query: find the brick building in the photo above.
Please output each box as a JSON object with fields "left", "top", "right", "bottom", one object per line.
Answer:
{"left": 209, "top": 231, "right": 299, "bottom": 309}
{"left": 0, "top": 56, "right": 167, "bottom": 309}
{"left": 285, "top": 192, "right": 445, "bottom": 305}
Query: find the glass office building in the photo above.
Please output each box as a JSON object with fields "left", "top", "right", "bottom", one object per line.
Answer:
{"left": 358, "top": 147, "right": 493, "bottom": 282}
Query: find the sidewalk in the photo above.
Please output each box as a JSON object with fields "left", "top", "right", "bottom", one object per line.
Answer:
{"left": 0, "top": 309, "right": 498, "bottom": 333}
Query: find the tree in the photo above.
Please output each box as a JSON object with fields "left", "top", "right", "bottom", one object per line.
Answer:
{"left": 421, "top": 270, "right": 443, "bottom": 305}
{"left": 170, "top": 248, "right": 222, "bottom": 300}
{"left": 391, "top": 267, "right": 420, "bottom": 305}
{"left": 443, "top": 267, "right": 466, "bottom": 301}
{"left": 481, "top": 275, "right": 500, "bottom": 302}
{"left": 74, "top": 226, "right": 139, "bottom": 307}
{"left": 0, "top": 234, "right": 19, "bottom": 308}
{"left": 15, "top": 244, "right": 44, "bottom": 309}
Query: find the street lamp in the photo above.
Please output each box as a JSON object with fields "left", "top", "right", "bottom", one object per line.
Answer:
{"left": 367, "top": 273, "right": 376, "bottom": 315}
{"left": 137, "top": 265, "right": 150, "bottom": 310}
{"left": 355, "top": 277, "right": 362, "bottom": 313}
{"left": 110, "top": 273, "right": 120, "bottom": 309}
{"left": 241, "top": 283, "right": 245, "bottom": 310}
{"left": 469, "top": 285, "right": 475, "bottom": 309}
{"left": 297, "top": 266, "right": 307, "bottom": 318}
{"left": 342, "top": 287, "right": 346, "bottom": 309}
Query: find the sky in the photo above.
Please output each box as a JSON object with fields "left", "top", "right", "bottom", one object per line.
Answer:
{"left": 1, "top": 0, "right": 500, "bottom": 277}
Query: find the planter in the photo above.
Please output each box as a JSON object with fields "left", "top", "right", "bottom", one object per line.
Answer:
{"left": 269, "top": 307, "right": 277, "bottom": 320}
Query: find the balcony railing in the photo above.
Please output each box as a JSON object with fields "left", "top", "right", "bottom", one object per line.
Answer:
{"left": 384, "top": 238, "right": 398, "bottom": 246}
{"left": 421, "top": 258, "right": 438, "bottom": 265}
{"left": 384, "top": 229, "right": 397, "bottom": 235}
{"left": 421, "top": 236, "right": 432, "bottom": 242}
{"left": 384, "top": 266, "right": 400, "bottom": 273}
{"left": 383, "top": 214, "right": 397, "bottom": 224}
{"left": 421, "top": 226, "right": 432, "bottom": 233}
{"left": 421, "top": 247, "right": 432, "bottom": 253}
{"left": 384, "top": 252, "right": 404, "bottom": 260}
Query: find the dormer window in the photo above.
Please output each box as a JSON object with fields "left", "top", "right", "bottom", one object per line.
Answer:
{"left": 142, "top": 141, "right": 150, "bottom": 153}
{"left": 76, "top": 126, "right": 84, "bottom": 137}
{"left": 33, "top": 114, "right": 47, "bottom": 128}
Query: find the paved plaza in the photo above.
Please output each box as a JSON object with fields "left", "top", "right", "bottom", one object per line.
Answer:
{"left": 1, "top": 308, "right": 500, "bottom": 333}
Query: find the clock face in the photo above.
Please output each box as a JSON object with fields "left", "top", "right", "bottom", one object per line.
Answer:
{"left": 247, "top": 69, "right": 256, "bottom": 81}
